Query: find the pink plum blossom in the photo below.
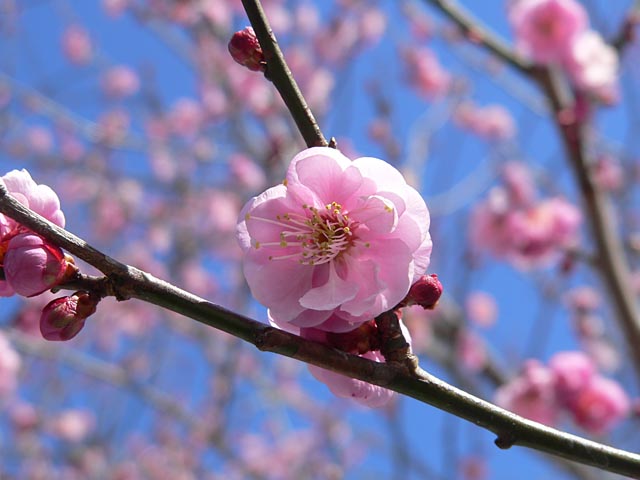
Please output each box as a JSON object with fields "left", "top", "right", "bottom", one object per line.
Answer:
{"left": 509, "top": 0, "right": 588, "bottom": 64}
{"left": 495, "top": 360, "right": 559, "bottom": 425}
{"left": 3, "top": 233, "right": 69, "bottom": 297}
{"left": 563, "top": 31, "right": 619, "bottom": 101}
{"left": 237, "top": 147, "right": 432, "bottom": 333}
{"left": 0, "top": 169, "right": 65, "bottom": 236}
{"left": 569, "top": 375, "right": 630, "bottom": 434}
{"left": 470, "top": 184, "right": 581, "bottom": 269}
{"left": 549, "top": 350, "right": 596, "bottom": 402}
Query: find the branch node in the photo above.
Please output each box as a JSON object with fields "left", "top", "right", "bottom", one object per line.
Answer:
{"left": 494, "top": 432, "right": 517, "bottom": 450}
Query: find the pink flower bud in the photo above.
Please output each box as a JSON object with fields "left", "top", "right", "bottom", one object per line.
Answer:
{"left": 401, "top": 274, "right": 443, "bottom": 309}
{"left": 40, "top": 292, "right": 97, "bottom": 341}
{"left": 3, "top": 234, "right": 68, "bottom": 297}
{"left": 228, "top": 27, "right": 265, "bottom": 72}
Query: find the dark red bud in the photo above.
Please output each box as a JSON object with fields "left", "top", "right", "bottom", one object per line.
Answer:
{"left": 228, "top": 27, "right": 265, "bottom": 72}
{"left": 401, "top": 274, "right": 443, "bottom": 310}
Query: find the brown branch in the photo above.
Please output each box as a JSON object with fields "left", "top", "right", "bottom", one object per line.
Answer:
{"left": 534, "top": 66, "right": 640, "bottom": 383}
{"left": 1, "top": 186, "right": 639, "bottom": 477}
{"left": 421, "top": 0, "right": 533, "bottom": 75}
{"left": 239, "top": 0, "right": 328, "bottom": 148}
{"left": 611, "top": 0, "right": 640, "bottom": 53}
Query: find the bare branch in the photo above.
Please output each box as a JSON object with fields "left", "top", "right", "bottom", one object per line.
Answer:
{"left": 240, "top": 0, "right": 328, "bottom": 148}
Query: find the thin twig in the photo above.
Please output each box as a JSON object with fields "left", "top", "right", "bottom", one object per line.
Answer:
{"left": 0, "top": 187, "right": 639, "bottom": 477}
{"left": 421, "top": 0, "right": 532, "bottom": 75}
{"left": 240, "top": 0, "right": 328, "bottom": 148}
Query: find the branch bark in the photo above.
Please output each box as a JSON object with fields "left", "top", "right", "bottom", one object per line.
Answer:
{"left": 1, "top": 186, "right": 639, "bottom": 478}
{"left": 240, "top": 0, "right": 328, "bottom": 148}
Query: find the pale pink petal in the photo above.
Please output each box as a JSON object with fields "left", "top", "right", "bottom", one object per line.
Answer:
{"left": 299, "top": 262, "right": 358, "bottom": 310}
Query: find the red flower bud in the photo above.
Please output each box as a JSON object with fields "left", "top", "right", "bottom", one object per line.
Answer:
{"left": 400, "top": 274, "right": 443, "bottom": 310}
{"left": 40, "top": 292, "right": 98, "bottom": 341}
{"left": 228, "top": 27, "right": 265, "bottom": 72}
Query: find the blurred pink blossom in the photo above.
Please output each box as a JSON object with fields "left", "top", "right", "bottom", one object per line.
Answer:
{"left": 102, "top": 0, "right": 129, "bottom": 17}
{"left": 454, "top": 103, "right": 516, "bottom": 141}
{"left": 569, "top": 375, "right": 630, "bottom": 434}
{"left": 229, "top": 154, "right": 267, "bottom": 191}
{"left": 61, "top": 25, "right": 93, "bottom": 65}
{"left": 101, "top": 65, "right": 140, "bottom": 98}
{"left": 26, "top": 126, "right": 54, "bottom": 156}
{"left": 471, "top": 180, "right": 581, "bottom": 268}
{"left": 3, "top": 233, "right": 69, "bottom": 297}
{"left": 509, "top": 0, "right": 588, "bottom": 64}
{"left": 403, "top": 47, "right": 451, "bottom": 99}
{"left": 594, "top": 155, "right": 624, "bottom": 192}
{"left": 49, "top": 409, "right": 95, "bottom": 442}
{"left": 502, "top": 162, "right": 536, "bottom": 207}
{"left": 465, "top": 291, "right": 498, "bottom": 327}
{"left": 495, "top": 360, "right": 559, "bottom": 425}
{"left": 457, "top": 329, "right": 486, "bottom": 372}
{"left": 0, "top": 331, "right": 21, "bottom": 396}
{"left": 549, "top": 350, "right": 596, "bottom": 402}
{"left": 237, "top": 147, "right": 432, "bottom": 333}
{"left": 168, "top": 98, "right": 204, "bottom": 138}
{"left": 563, "top": 31, "right": 619, "bottom": 101}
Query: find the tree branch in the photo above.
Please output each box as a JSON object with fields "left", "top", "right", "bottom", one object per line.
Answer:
{"left": 421, "top": 0, "right": 533, "bottom": 75}
{"left": 1, "top": 186, "right": 639, "bottom": 477}
{"left": 534, "top": 66, "right": 640, "bottom": 383}
{"left": 240, "top": 0, "right": 328, "bottom": 148}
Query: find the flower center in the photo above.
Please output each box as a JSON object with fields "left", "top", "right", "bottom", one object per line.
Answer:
{"left": 249, "top": 202, "right": 365, "bottom": 265}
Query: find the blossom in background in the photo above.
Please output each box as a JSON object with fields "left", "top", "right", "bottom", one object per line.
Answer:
{"left": 563, "top": 31, "right": 619, "bottom": 102}
{"left": 508, "top": 0, "right": 619, "bottom": 100}
{"left": 509, "top": 0, "right": 588, "bottom": 63}
{"left": 101, "top": 65, "right": 140, "bottom": 99}
{"left": 496, "top": 351, "right": 630, "bottom": 433}
{"left": 469, "top": 162, "right": 581, "bottom": 268}
{"left": 61, "top": 25, "right": 93, "bottom": 65}
{"left": 237, "top": 146, "right": 431, "bottom": 333}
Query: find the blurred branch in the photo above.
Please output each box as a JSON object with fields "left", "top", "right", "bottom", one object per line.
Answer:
{"left": 240, "top": 0, "right": 329, "bottom": 148}
{"left": 534, "top": 66, "right": 640, "bottom": 383}
{"left": 611, "top": 0, "right": 640, "bottom": 52}
{"left": 1, "top": 187, "right": 639, "bottom": 477}
{"left": 421, "top": 0, "right": 533, "bottom": 75}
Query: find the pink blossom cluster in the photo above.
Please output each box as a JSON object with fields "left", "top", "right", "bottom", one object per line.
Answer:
{"left": 454, "top": 102, "right": 516, "bottom": 141}
{"left": 496, "top": 351, "right": 630, "bottom": 434}
{"left": 237, "top": 147, "right": 432, "bottom": 406}
{"left": 509, "top": 0, "right": 619, "bottom": 101}
{"left": 469, "top": 162, "right": 581, "bottom": 268}
{"left": 0, "top": 170, "right": 69, "bottom": 297}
